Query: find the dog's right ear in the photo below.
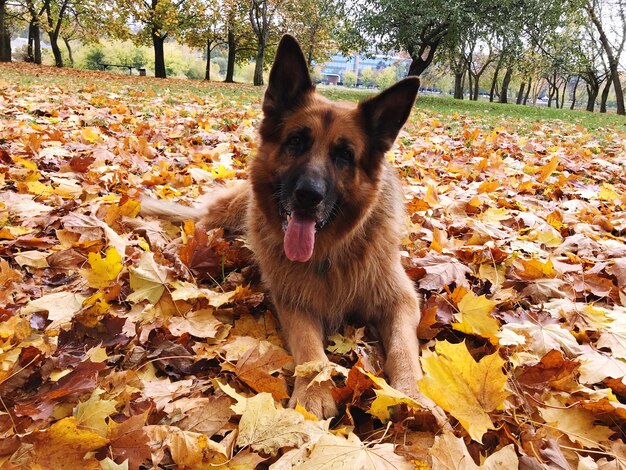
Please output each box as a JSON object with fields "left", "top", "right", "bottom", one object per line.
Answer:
{"left": 262, "top": 35, "right": 314, "bottom": 123}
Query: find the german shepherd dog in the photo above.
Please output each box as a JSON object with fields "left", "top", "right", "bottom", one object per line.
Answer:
{"left": 142, "top": 35, "right": 431, "bottom": 419}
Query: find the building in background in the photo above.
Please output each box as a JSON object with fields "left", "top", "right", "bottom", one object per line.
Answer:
{"left": 316, "top": 52, "right": 410, "bottom": 86}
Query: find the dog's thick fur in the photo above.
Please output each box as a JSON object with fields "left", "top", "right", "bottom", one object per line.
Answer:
{"left": 141, "top": 36, "right": 428, "bottom": 419}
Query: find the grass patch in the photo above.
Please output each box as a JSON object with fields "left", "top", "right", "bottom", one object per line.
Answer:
{"left": 2, "top": 62, "right": 625, "bottom": 135}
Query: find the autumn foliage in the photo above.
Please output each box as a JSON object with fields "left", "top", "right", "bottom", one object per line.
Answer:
{"left": 1, "top": 62, "right": 626, "bottom": 468}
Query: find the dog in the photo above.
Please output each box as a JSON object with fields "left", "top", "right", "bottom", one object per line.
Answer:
{"left": 141, "top": 35, "right": 430, "bottom": 419}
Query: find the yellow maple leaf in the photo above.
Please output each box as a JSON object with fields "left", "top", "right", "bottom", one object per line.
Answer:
{"left": 477, "top": 180, "right": 499, "bottom": 193}
{"left": 419, "top": 340, "right": 508, "bottom": 442}
{"left": 73, "top": 388, "right": 118, "bottom": 437}
{"left": 81, "top": 126, "right": 101, "bottom": 143}
{"left": 84, "top": 247, "right": 123, "bottom": 289}
{"left": 453, "top": 291, "right": 500, "bottom": 344}
{"left": 28, "top": 417, "right": 109, "bottom": 469}
{"left": 211, "top": 164, "right": 236, "bottom": 180}
{"left": 359, "top": 368, "right": 422, "bottom": 422}
{"left": 598, "top": 183, "right": 619, "bottom": 201}
{"left": 478, "top": 207, "right": 510, "bottom": 223}
{"left": 537, "top": 155, "right": 559, "bottom": 182}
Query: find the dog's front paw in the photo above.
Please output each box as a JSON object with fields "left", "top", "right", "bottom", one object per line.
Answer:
{"left": 289, "top": 378, "right": 338, "bottom": 419}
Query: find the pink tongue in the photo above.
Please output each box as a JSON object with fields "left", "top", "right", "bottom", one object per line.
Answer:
{"left": 284, "top": 213, "right": 316, "bottom": 262}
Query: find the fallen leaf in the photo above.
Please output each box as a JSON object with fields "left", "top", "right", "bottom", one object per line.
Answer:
{"left": 235, "top": 393, "right": 309, "bottom": 455}
{"left": 419, "top": 340, "right": 508, "bottom": 442}
{"left": 298, "top": 432, "right": 412, "bottom": 469}
{"left": 26, "top": 417, "right": 108, "bottom": 470}
{"left": 453, "top": 291, "right": 500, "bottom": 344}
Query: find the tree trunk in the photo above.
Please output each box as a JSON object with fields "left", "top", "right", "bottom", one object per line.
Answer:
{"left": 523, "top": 77, "right": 533, "bottom": 106}
{"left": 499, "top": 67, "right": 512, "bottom": 104}
{"left": 0, "top": 0, "right": 11, "bottom": 62}
{"left": 63, "top": 37, "right": 73, "bottom": 67}
{"left": 26, "top": 4, "right": 42, "bottom": 64}
{"left": 560, "top": 80, "right": 567, "bottom": 108}
{"left": 253, "top": 37, "right": 266, "bottom": 86}
{"left": 516, "top": 81, "right": 526, "bottom": 104}
{"left": 473, "top": 74, "right": 480, "bottom": 100}
{"left": 467, "top": 69, "right": 473, "bottom": 100}
{"left": 489, "top": 65, "right": 500, "bottom": 102}
{"left": 547, "top": 71, "right": 557, "bottom": 108}
{"left": 225, "top": 29, "right": 235, "bottom": 83}
{"left": 34, "top": 25, "right": 41, "bottom": 64}
{"left": 453, "top": 71, "right": 464, "bottom": 99}
{"left": 407, "top": 41, "right": 439, "bottom": 76}
{"left": 608, "top": 64, "right": 625, "bottom": 115}
{"left": 585, "top": 83, "right": 598, "bottom": 112}
{"left": 27, "top": 21, "right": 35, "bottom": 62}
{"left": 204, "top": 38, "right": 212, "bottom": 80}
{"left": 152, "top": 31, "right": 166, "bottom": 78}
{"left": 49, "top": 34, "right": 63, "bottom": 67}
{"left": 600, "top": 79, "right": 611, "bottom": 113}
{"left": 570, "top": 76, "right": 580, "bottom": 110}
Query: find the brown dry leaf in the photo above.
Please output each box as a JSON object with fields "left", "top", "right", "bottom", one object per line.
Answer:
{"left": 539, "top": 398, "right": 614, "bottom": 448}
{"left": 172, "top": 395, "right": 234, "bottom": 436}
{"left": 431, "top": 432, "right": 518, "bottom": 470}
{"left": 235, "top": 342, "right": 292, "bottom": 400}
{"left": 106, "top": 412, "right": 151, "bottom": 470}
{"left": 145, "top": 425, "right": 229, "bottom": 468}
{"left": 413, "top": 254, "right": 471, "bottom": 290}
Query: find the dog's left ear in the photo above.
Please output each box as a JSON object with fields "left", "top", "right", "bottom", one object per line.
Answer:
{"left": 358, "top": 77, "right": 420, "bottom": 153}
{"left": 263, "top": 35, "right": 314, "bottom": 120}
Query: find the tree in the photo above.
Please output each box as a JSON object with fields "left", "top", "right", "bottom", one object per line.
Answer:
{"left": 284, "top": 0, "right": 346, "bottom": 67}
{"left": 180, "top": 0, "right": 225, "bottom": 80}
{"left": 355, "top": 0, "right": 513, "bottom": 78}
{"left": 43, "top": 0, "right": 70, "bottom": 67}
{"left": 111, "top": 0, "right": 203, "bottom": 78}
{"left": 219, "top": 0, "right": 254, "bottom": 82}
{"left": 249, "top": 0, "right": 284, "bottom": 86}
{"left": 23, "top": 0, "right": 45, "bottom": 64}
{"left": 585, "top": 0, "right": 625, "bottom": 115}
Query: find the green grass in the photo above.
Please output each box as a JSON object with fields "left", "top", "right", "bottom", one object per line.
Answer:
{"left": 2, "top": 62, "right": 625, "bottom": 134}
{"left": 319, "top": 85, "right": 626, "bottom": 133}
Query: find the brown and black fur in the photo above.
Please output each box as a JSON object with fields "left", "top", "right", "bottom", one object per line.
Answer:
{"left": 142, "top": 35, "right": 436, "bottom": 419}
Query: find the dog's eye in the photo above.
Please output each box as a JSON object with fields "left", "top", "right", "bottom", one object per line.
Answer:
{"left": 288, "top": 135, "right": 302, "bottom": 148}
{"left": 333, "top": 147, "right": 354, "bottom": 167}
{"left": 285, "top": 132, "right": 308, "bottom": 155}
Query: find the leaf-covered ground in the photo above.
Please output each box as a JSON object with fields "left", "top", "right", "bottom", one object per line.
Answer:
{"left": 1, "top": 62, "right": 626, "bottom": 469}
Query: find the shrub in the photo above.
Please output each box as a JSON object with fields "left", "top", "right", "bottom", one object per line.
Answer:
{"left": 359, "top": 67, "right": 376, "bottom": 87}
{"left": 343, "top": 70, "right": 356, "bottom": 87}
{"left": 375, "top": 66, "right": 397, "bottom": 90}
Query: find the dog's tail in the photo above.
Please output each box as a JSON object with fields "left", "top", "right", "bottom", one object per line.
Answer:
{"left": 139, "top": 181, "right": 250, "bottom": 234}
{"left": 140, "top": 197, "right": 206, "bottom": 222}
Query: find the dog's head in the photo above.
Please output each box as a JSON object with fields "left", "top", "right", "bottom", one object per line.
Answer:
{"left": 250, "top": 35, "right": 419, "bottom": 263}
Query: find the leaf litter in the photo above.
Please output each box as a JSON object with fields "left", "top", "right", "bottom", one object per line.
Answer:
{"left": 1, "top": 62, "right": 626, "bottom": 468}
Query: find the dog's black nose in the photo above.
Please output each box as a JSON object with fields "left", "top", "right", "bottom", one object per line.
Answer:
{"left": 295, "top": 178, "right": 325, "bottom": 209}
